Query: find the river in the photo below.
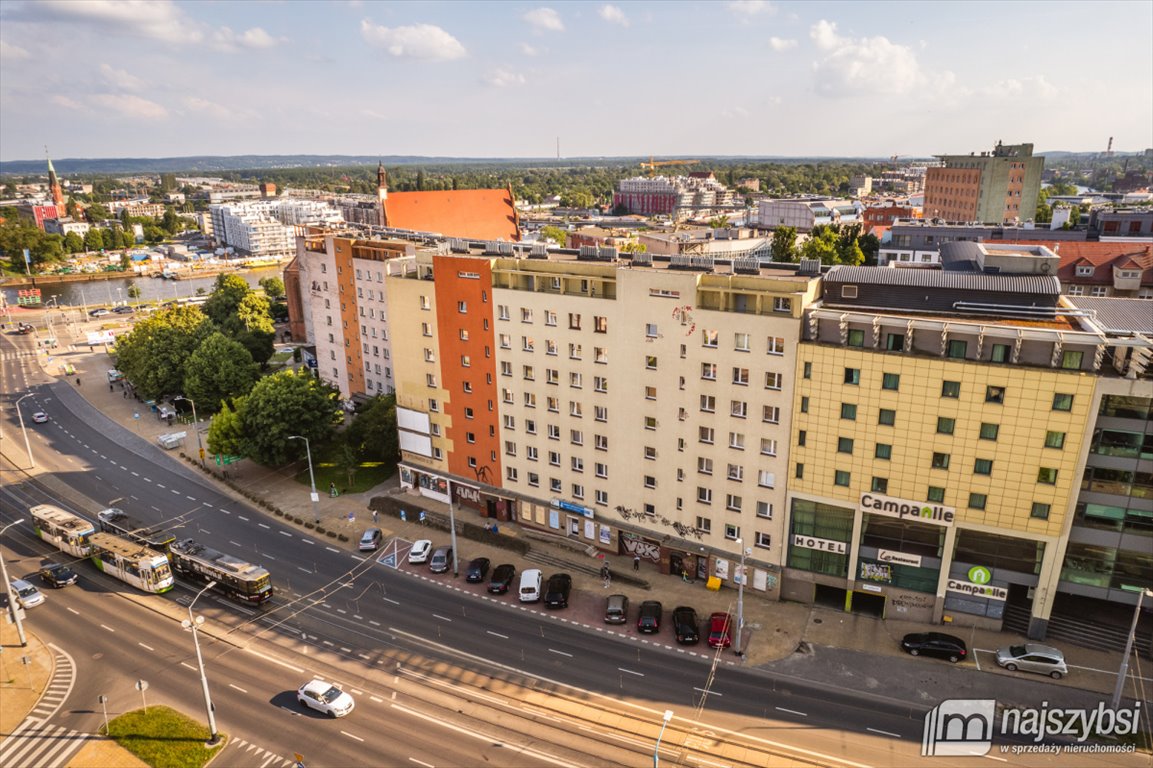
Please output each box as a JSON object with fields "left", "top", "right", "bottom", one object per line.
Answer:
{"left": 1, "top": 267, "right": 285, "bottom": 309}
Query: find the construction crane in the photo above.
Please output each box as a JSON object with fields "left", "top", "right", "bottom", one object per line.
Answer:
{"left": 642, "top": 157, "right": 700, "bottom": 176}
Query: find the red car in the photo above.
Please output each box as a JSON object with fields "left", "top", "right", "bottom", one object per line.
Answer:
{"left": 707, "top": 612, "right": 733, "bottom": 649}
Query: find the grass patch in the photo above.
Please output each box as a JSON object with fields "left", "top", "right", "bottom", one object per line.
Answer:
{"left": 294, "top": 443, "right": 395, "bottom": 495}
{"left": 106, "top": 705, "right": 222, "bottom": 768}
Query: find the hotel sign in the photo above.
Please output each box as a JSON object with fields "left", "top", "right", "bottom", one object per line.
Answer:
{"left": 860, "top": 493, "right": 956, "bottom": 527}
{"left": 791, "top": 534, "right": 847, "bottom": 555}
{"left": 947, "top": 578, "right": 1008, "bottom": 601}
{"left": 878, "top": 549, "right": 924, "bottom": 567}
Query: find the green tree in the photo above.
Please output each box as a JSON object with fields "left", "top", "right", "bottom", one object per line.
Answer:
{"left": 559, "top": 189, "right": 594, "bottom": 209}
{"left": 835, "top": 224, "right": 866, "bottom": 266}
{"left": 235, "top": 292, "right": 274, "bottom": 334}
{"left": 258, "top": 276, "right": 285, "bottom": 300}
{"left": 235, "top": 328, "right": 276, "bottom": 367}
{"left": 618, "top": 241, "right": 647, "bottom": 254}
{"left": 183, "top": 332, "right": 259, "bottom": 412}
{"left": 206, "top": 399, "right": 246, "bottom": 458}
{"left": 84, "top": 227, "right": 106, "bottom": 252}
{"left": 239, "top": 369, "right": 340, "bottom": 466}
{"left": 63, "top": 231, "right": 84, "bottom": 254}
{"left": 203, "top": 273, "right": 252, "bottom": 327}
{"left": 126, "top": 280, "right": 142, "bottom": 299}
{"left": 858, "top": 232, "right": 881, "bottom": 265}
{"left": 800, "top": 226, "right": 841, "bottom": 265}
{"left": 161, "top": 206, "right": 180, "bottom": 234}
{"left": 708, "top": 215, "right": 731, "bottom": 229}
{"left": 770, "top": 226, "right": 798, "bottom": 262}
{"left": 540, "top": 226, "right": 568, "bottom": 247}
{"left": 112, "top": 306, "right": 214, "bottom": 399}
{"left": 345, "top": 394, "right": 399, "bottom": 465}
{"left": 85, "top": 202, "right": 111, "bottom": 222}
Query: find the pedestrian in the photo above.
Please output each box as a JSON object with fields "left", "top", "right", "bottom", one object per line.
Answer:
{"left": 109, "top": 383, "right": 114, "bottom": 392}
{"left": 371, "top": 509, "right": 379, "bottom": 524}
{"left": 633, "top": 555, "right": 640, "bottom": 572}
{"left": 75, "top": 377, "right": 81, "bottom": 386}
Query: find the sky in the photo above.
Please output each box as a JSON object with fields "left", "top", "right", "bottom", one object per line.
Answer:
{"left": 1, "top": 0, "right": 1151, "bottom": 162}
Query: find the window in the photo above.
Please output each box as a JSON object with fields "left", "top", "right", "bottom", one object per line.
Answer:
{"left": 702, "top": 330, "right": 718, "bottom": 347}
{"left": 1031, "top": 503, "right": 1051, "bottom": 520}
{"left": 521, "top": 308, "right": 533, "bottom": 322}
{"left": 991, "top": 343, "right": 1011, "bottom": 363}
{"left": 728, "top": 432, "right": 745, "bottom": 450}
{"left": 968, "top": 493, "right": 987, "bottom": 510}
{"left": 727, "top": 464, "right": 743, "bottom": 481}
{"left": 695, "top": 516, "right": 712, "bottom": 533}
{"left": 844, "top": 367, "right": 861, "bottom": 385}
{"left": 881, "top": 373, "right": 900, "bottom": 391}
{"left": 569, "top": 313, "right": 581, "bottom": 330}
{"left": 644, "top": 416, "right": 657, "bottom": 431}
{"left": 732, "top": 367, "right": 749, "bottom": 385}
{"left": 974, "top": 458, "right": 993, "bottom": 476}
{"left": 507, "top": 467, "right": 519, "bottom": 482}
{"left": 725, "top": 494, "right": 743, "bottom": 512}
{"left": 522, "top": 336, "right": 534, "bottom": 352}
{"left": 985, "top": 386, "right": 1005, "bottom": 404}
{"left": 545, "top": 310, "right": 557, "bottom": 326}
{"left": 931, "top": 452, "right": 950, "bottom": 469}
{"left": 697, "top": 487, "right": 713, "bottom": 504}
{"left": 760, "top": 438, "right": 777, "bottom": 456}
{"left": 840, "top": 403, "right": 857, "bottom": 420}
{"left": 426, "top": 373, "right": 437, "bottom": 387}
{"left": 885, "top": 333, "right": 904, "bottom": 351}
{"left": 466, "top": 432, "right": 476, "bottom": 444}
{"left": 768, "top": 337, "right": 785, "bottom": 355}
{"left": 734, "top": 333, "right": 750, "bottom": 352}
{"left": 523, "top": 365, "right": 535, "bottom": 381}
{"left": 871, "top": 477, "right": 888, "bottom": 493}
{"left": 795, "top": 463, "right": 804, "bottom": 479}
{"left": 731, "top": 400, "right": 748, "bottom": 418}
{"left": 460, "top": 355, "right": 471, "bottom": 368}
{"left": 499, "top": 333, "right": 512, "bottom": 349}
{"left": 525, "top": 446, "right": 538, "bottom": 462}
{"left": 644, "top": 446, "right": 656, "bottom": 460}
{"left": 979, "top": 423, "right": 999, "bottom": 441}
{"left": 595, "top": 489, "right": 608, "bottom": 506}
{"left": 644, "top": 475, "right": 656, "bottom": 489}
{"left": 937, "top": 417, "right": 955, "bottom": 435}
{"left": 457, "top": 300, "right": 467, "bottom": 313}
{"left": 878, "top": 409, "right": 896, "bottom": 426}
{"left": 594, "top": 347, "right": 607, "bottom": 364}
{"left": 799, "top": 397, "right": 809, "bottom": 414}
{"left": 594, "top": 376, "right": 607, "bottom": 393}
{"left": 764, "top": 372, "right": 782, "bottom": 390}
{"left": 504, "top": 441, "right": 517, "bottom": 456}
{"left": 570, "top": 372, "right": 583, "bottom": 388}
{"left": 545, "top": 339, "right": 558, "bottom": 356}
{"left": 942, "top": 380, "right": 960, "bottom": 398}
{"left": 595, "top": 434, "right": 608, "bottom": 451}
{"left": 837, "top": 437, "right": 854, "bottom": 454}
{"left": 756, "top": 501, "right": 773, "bottom": 519}
{"left": 797, "top": 430, "right": 806, "bottom": 447}
{"left": 724, "top": 524, "right": 740, "bottom": 541}
{"left": 1052, "top": 393, "right": 1074, "bottom": 412}
{"left": 698, "top": 457, "right": 714, "bottom": 475}
{"left": 421, "top": 322, "right": 432, "bottom": 337}
{"left": 699, "top": 427, "right": 714, "bottom": 444}
{"left": 700, "top": 395, "right": 716, "bottom": 412}
{"left": 755, "top": 532, "right": 772, "bottom": 549}
{"left": 927, "top": 486, "right": 946, "bottom": 503}
{"left": 524, "top": 392, "right": 536, "bottom": 407}
{"left": 594, "top": 316, "right": 608, "bottom": 333}
{"left": 774, "top": 297, "right": 793, "bottom": 313}
{"left": 1037, "top": 467, "right": 1058, "bottom": 485}
{"left": 545, "top": 368, "right": 559, "bottom": 385}
{"left": 525, "top": 419, "right": 537, "bottom": 434}
{"left": 595, "top": 463, "right": 608, "bottom": 478}
{"left": 645, "top": 355, "right": 657, "bottom": 370}
{"left": 834, "top": 470, "right": 851, "bottom": 487}
{"left": 645, "top": 322, "right": 658, "bottom": 338}
{"left": 1044, "top": 431, "right": 1066, "bottom": 449}
{"left": 875, "top": 443, "right": 892, "bottom": 460}
{"left": 757, "top": 470, "right": 775, "bottom": 488}
{"left": 547, "top": 424, "right": 560, "bottom": 440}
{"left": 803, "top": 361, "right": 812, "bottom": 379}
{"left": 568, "top": 343, "right": 582, "bottom": 360}
{"left": 701, "top": 363, "right": 717, "bottom": 380}
{"left": 550, "top": 478, "right": 562, "bottom": 493}
{"left": 526, "top": 472, "right": 539, "bottom": 487}
{"left": 847, "top": 328, "right": 864, "bottom": 346}
{"left": 645, "top": 386, "right": 657, "bottom": 401}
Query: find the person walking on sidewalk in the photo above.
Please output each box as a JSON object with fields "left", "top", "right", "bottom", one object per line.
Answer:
{"left": 633, "top": 555, "right": 640, "bottom": 572}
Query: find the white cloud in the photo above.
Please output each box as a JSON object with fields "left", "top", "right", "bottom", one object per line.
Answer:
{"left": 810, "top": 19, "right": 839, "bottom": 51}
{"left": 99, "top": 63, "right": 144, "bottom": 91}
{"left": 808, "top": 20, "right": 947, "bottom": 98}
{"left": 519, "top": 42, "right": 542, "bottom": 56}
{"left": 23, "top": 0, "right": 202, "bottom": 45}
{"left": 360, "top": 20, "right": 467, "bottom": 60}
{"left": 483, "top": 68, "right": 527, "bottom": 88}
{"left": 87, "top": 93, "right": 168, "bottom": 120}
{"left": 727, "top": 1, "right": 776, "bottom": 16}
{"left": 183, "top": 97, "right": 234, "bottom": 120}
{"left": 599, "top": 5, "right": 629, "bottom": 27}
{"left": 523, "top": 8, "right": 564, "bottom": 32}
{"left": 768, "top": 37, "right": 796, "bottom": 51}
{"left": 0, "top": 40, "right": 31, "bottom": 60}
{"left": 982, "top": 75, "right": 1059, "bottom": 101}
{"left": 51, "top": 95, "right": 84, "bottom": 111}
{"left": 213, "top": 27, "right": 286, "bottom": 51}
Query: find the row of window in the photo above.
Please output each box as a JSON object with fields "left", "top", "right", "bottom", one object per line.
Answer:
{"left": 497, "top": 306, "right": 609, "bottom": 332}
{"left": 831, "top": 329, "right": 1090, "bottom": 371}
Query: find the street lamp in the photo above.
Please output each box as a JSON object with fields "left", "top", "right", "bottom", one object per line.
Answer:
{"left": 734, "top": 539, "right": 750, "bottom": 657}
{"left": 1110, "top": 586, "right": 1153, "bottom": 709}
{"left": 653, "top": 709, "right": 674, "bottom": 768}
{"left": 174, "top": 396, "right": 205, "bottom": 468}
{"left": 288, "top": 435, "right": 320, "bottom": 524}
{"left": 15, "top": 393, "right": 36, "bottom": 469}
{"left": 0, "top": 519, "right": 28, "bottom": 647}
{"left": 445, "top": 476, "right": 460, "bottom": 577}
{"left": 182, "top": 580, "right": 221, "bottom": 747}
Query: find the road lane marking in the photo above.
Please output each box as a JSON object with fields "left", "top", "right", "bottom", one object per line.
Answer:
{"left": 548, "top": 649, "right": 573, "bottom": 657}
{"left": 382, "top": 598, "right": 399, "bottom": 605}
{"left": 433, "top": 614, "right": 452, "bottom": 622}
{"left": 131, "top": 471, "right": 139, "bottom": 477}
{"left": 156, "top": 483, "right": 165, "bottom": 488}
{"left": 617, "top": 667, "right": 643, "bottom": 677}
{"left": 242, "top": 647, "right": 304, "bottom": 674}
{"left": 258, "top": 523, "right": 271, "bottom": 530}
{"left": 171, "top": 489, "right": 181, "bottom": 494}
{"left": 203, "top": 503, "right": 213, "bottom": 508}
{"left": 694, "top": 687, "right": 723, "bottom": 697}
{"left": 302, "top": 539, "right": 315, "bottom": 546}
{"left": 230, "top": 541, "right": 243, "bottom": 548}
{"left": 392, "top": 703, "right": 580, "bottom": 768}
{"left": 100, "top": 624, "right": 116, "bottom": 633}
{"left": 238, "top": 516, "right": 249, "bottom": 522}
{"left": 866, "top": 728, "right": 900, "bottom": 738}
{"left": 137, "top": 642, "right": 154, "bottom": 651}
{"left": 67, "top": 607, "right": 79, "bottom": 615}
{"left": 297, "top": 567, "right": 311, "bottom": 573}
{"left": 181, "top": 662, "right": 196, "bottom": 671}
{"left": 487, "top": 631, "right": 509, "bottom": 639}
{"left": 341, "top": 731, "right": 364, "bottom": 742}
{"left": 326, "top": 547, "right": 340, "bottom": 553}
{"left": 776, "top": 707, "right": 806, "bottom": 717}
{"left": 409, "top": 760, "right": 434, "bottom": 768}
{"left": 185, "top": 495, "right": 196, "bottom": 501}
{"left": 280, "top": 531, "right": 292, "bottom": 537}
{"left": 228, "top": 683, "right": 248, "bottom": 693}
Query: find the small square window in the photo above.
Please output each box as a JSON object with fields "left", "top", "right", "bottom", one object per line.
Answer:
{"left": 931, "top": 452, "right": 950, "bottom": 469}
{"left": 878, "top": 409, "right": 896, "bottom": 426}
{"left": 1037, "top": 467, "right": 1058, "bottom": 484}
{"left": 871, "top": 477, "right": 888, "bottom": 493}
{"left": 985, "top": 386, "right": 1006, "bottom": 404}
{"left": 881, "top": 373, "right": 900, "bottom": 391}
{"left": 834, "top": 470, "right": 851, "bottom": 487}
{"left": 974, "top": 458, "right": 993, "bottom": 476}
{"left": 875, "top": 443, "right": 892, "bottom": 460}
{"left": 837, "top": 437, "right": 854, "bottom": 454}
{"left": 844, "top": 368, "right": 861, "bottom": 385}
{"left": 1030, "top": 503, "right": 1051, "bottom": 520}
{"left": 968, "top": 493, "right": 987, "bottom": 510}
{"left": 847, "top": 329, "right": 865, "bottom": 347}
{"left": 927, "top": 486, "right": 946, "bottom": 503}
{"left": 840, "top": 403, "right": 857, "bottom": 420}
{"left": 1044, "top": 431, "right": 1066, "bottom": 449}
{"left": 1052, "top": 393, "right": 1074, "bottom": 412}
{"left": 941, "top": 381, "right": 960, "bottom": 398}
{"left": 979, "top": 423, "right": 999, "bottom": 441}
{"left": 937, "top": 417, "right": 955, "bottom": 435}
{"left": 946, "top": 340, "right": 967, "bottom": 359}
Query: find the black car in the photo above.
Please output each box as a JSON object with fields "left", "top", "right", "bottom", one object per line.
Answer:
{"left": 39, "top": 563, "right": 79, "bottom": 588}
{"left": 543, "top": 573, "right": 572, "bottom": 609}
{"left": 637, "top": 600, "right": 662, "bottom": 634}
{"left": 900, "top": 632, "right": 968, "bottom": 663}
{"left": 671, "top": 606, "right": 700, "bottom": 645}
{"left": 487, "top": 563, "right": 516, "bottom": 594}
{"left": 465, "top": 557, "right": 490, "bottom": 583}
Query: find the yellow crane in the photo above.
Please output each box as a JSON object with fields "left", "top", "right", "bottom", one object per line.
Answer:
{"left": 642, "top": 157, "right": 700, "bottom": 176}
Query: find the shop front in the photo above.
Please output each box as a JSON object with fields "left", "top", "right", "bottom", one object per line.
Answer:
{"left": 398, "top": 464, "right": 518, "bottom": 522}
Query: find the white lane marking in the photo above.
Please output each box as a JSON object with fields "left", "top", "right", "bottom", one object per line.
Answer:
{"left": 302, "top": 539, "right": 315, "bottom": 546}
{"left": 297, "top": 567, "right": 311, "bottom": 573}
{"left": 137, "top": 642, "right": 155, "bottom": 651}
{"left": 143, "top": 477, "right": 153, "bottom": 483}
{"left": 242, "top": 647, "right": 304, "bottom": 674}
{"left": 279, "top": 531, "right": 292, "bottom": 537}
{"left": 171, "top": 489, "right": 181, "bottom": 495}
{"left": 181, "top": 662, "right": 196, "bottom": 671}
{"left": 694, "top": 687, "right": 723, "bottom": 697}
{"left": 383, "top": 598, "right": 399, "bottom": 605}
{"left": 229, "top": 683, "right": 248, "bottom": 693}
{"left": 264, "top": 554, "right": 277, "bottom": 560}
{"left": 238, "top": 516, "right": 249, "bottom": 522}
{"left": 776, "top": 707, "right": 806, "bottom": 717}
{"left": 409, "top": 760, "right": 434, "bottom": 768}
{"left": 326, "top": 547, "right": 339, "bottom": 553}
{"left": 617, "top": 668, "right": 644, "bottom": 677}
{"left": 131, "top": 471, "right": 140, "bottom": 477}
{"left": 230, "top": 541, "right": 243, "bottom": 548}
{"left": 203, "top": 503, "right": 214, "bottom": 508}
{"left": 341, "top": 731, "right": 364, "bottom": 742}
{"left": 866, "top": 728, "right": 900, "bottom": 738}
{"left": 258, "top": 523, "right": 271, "bottom": 530}
{"left": 432, "top": 614, "right": 452, "bottom": 622}
{"left": 548, "top": 649, "right": 573, "bottom": 658}
{"left": 156, "top": 483, "right": 165, "bottom": 488}
{"left": 67, "top": 607, "right": 80, "bottom": 615}
{"left": 100, "top": 624, "right": 116, "bottom": 633}
{"left": 392, "top": 703, "right": 580, "bottom": 768}
{"left": 487, "top": 631, "right": 509, "bottom": 639}
{"left": 186, "top": 495, "right": 196, "bottom": 501}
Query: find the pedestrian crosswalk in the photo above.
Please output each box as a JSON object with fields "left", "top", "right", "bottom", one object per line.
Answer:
{"left": 0, "top": 643, "right": 89, "bottom": 768}
{"left": 224, "top": 737, "right": 295, "bottom": 767}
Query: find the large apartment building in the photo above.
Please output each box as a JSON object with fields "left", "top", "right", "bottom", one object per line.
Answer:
{"left": 923, "top": 141, "right": 1044, "bottom": 224}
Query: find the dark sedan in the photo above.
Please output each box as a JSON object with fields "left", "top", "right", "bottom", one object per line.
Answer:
{"left": 39, "top": 563, "right": 79, "bottom": 588}
{"left": 543, "top": 573, "right": 572, "bottom": 609}
{"left": 637, "top": 600, "right": 662, "bottom": 634}
{"left": 465, "top": 557, "right": 490, "bottom": 583}
{"left": 672, "top": 606, "right": 700, "bottom": 645}
{"left": 487, "top": 563, "right": 516, "bottom": 594}
{"left": 900, "top": 632, "right": 967, "bottom": 663}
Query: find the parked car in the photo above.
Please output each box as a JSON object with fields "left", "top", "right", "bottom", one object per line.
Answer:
{"left": 465, "top": 557, "right": 490, "bottom": 583}
{"left": 900, "top": 632, "right": 967, "bottom": 663}
{"left": 408, "top": 539, "right": 432, "bottom": 564}
{"left": 88, "top": 308, "right": 110, "bottom": 317}
{"left": 518, "top": 568, "right": 543, "bottom": 603}
{"left": 543, "top": 573, "right": 572, "bottom": 609}
{"left": 487, "top": 563, "right": 516, "bottom": 594}
{"left": 995, "top": 643, "right": 1068, "bottom": 679}
{"left": 9, "top": 579, "right": 45, "bottom": 609}
{"left": 604, "top": 594, "right": 629, "bottom": 624}
{"left": 112, "top": 305, "right": 135, "bottom": 314}
{"left": 297, "top": 678, "right": 355, "bottom": 718}
{"left": 39, "top": 563, "right": 79, "bottom": 588}
{"left": 672, "top": 606, "right": 700, "bottom": 645}
{"left": 32, "top": 411, "right": 49, "bottom": 423}
{"left": 707, "top": 612, "right": 733, "bottom": 648}
{"left": 358, "top": 528, "right": 383, "bottom": 552}
{"left": 637, "top": 600, "right": 662, "bottom": 634}
{"left": 428, "top": 546, "right": 453, "bottom": 574}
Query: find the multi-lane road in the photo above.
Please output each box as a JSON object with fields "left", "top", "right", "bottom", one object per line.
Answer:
{"left": 2, "top": 328, "right": 1147, "bottom": 768}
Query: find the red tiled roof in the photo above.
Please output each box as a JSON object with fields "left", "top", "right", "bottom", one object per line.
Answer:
{"left": 1003, "top": 240, "right": 1153, "bottom": 286}
{"left": 383, "top": 189, "right": 519, "bottom": 242}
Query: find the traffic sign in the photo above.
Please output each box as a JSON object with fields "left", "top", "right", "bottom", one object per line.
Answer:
{"left": 381, "top": 553, "right": 397, "bottom": 568}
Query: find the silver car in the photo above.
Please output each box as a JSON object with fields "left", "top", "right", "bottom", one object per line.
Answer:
{"left": 995, "top": 643, "right": 1068, "bottom": 679}
{"left": 10, "top": 579, "right": 45, "bottom": 609}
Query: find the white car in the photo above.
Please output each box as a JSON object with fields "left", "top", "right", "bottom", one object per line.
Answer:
{"left": 408, "top": 539, "right": 433, "bottom": 564}
{"left": 32, "top": 411, "right": 49, "bottom": 424}
{"left": 10, "top": 579, "right": 45, "bottom": 609}
{"left": 297, "top": 678, "right": 355, "bottom": 718}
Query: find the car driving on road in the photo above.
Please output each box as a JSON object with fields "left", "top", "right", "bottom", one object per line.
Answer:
{"left": 32, "top": 411, "right": 49, "bottom": 423}
{"left": 297, "top": 679, "right": 355, "bottom": 718}
{"left": 10, "top": 579, "right": 45, "bottom": 609}
{"left": 39, "top": 564, "right": 79, "bottom": 588}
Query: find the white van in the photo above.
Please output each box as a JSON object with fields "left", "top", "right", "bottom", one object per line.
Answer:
{"left": 518, "top": 568, "right": 543, "bottom": 603}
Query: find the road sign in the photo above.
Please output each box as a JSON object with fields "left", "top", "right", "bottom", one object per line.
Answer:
{"left": 381, "top": 553, "right": 397, "bottom": 568}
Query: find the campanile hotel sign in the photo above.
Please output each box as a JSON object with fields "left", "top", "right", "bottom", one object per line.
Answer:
{"left": 859, "top": 492, "right": 956, "bottom": 527}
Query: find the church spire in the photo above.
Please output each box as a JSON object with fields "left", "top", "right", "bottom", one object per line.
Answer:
{"left": 377, "top": 160, "right": 389, "bottom": 226}
{"left": 46, "top": 147, "right": 63, "bottom": 207}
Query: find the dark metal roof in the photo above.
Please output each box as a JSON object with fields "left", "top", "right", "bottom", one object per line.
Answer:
{"left": 825, "top": 265, "right": 1060, "bottom": 295}
{"left": 1065, "top": 297, "right": 1153, "bottom": 335}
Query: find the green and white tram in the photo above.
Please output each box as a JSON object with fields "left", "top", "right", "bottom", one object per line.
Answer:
{"left": 88, "top": 532, "right": 174, "bottom": 594}
{"left": 30, "top": 504, "right": 95, "bottom": 558}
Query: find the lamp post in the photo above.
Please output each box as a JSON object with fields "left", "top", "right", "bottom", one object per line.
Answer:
{"left": 174, "top": 396, "right": 205, "bottom": 468}
{"left": 288, "top": 435, "right": 320, "bottom": 524}
{"left": 1110, "top": 586, "right": 1153, "bottom": 709}
{"left": 182, "top": 580, "right": 221, "bottom": 747}
{"left": 0, "top": 519, "right": 29, "bottom": 647}
{"left": 734, "top": 539, "right": 749, "bottom": 657}
{"left": 445, "top": 476, "right": 460, "bottom": 577}
{"left": 15, "top": 393, "right": 36, "bottom": 469}
{"left": 653, "top": 709, "right": 674, "bottom": 768}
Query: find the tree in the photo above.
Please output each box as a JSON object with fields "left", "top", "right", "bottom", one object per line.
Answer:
{"left": 239, "top": 369, "right": 341, "bottom": 466}
{"left": 183, "top": 332, "right": 259, "bottom": 412}
{"left": 858, "top": 232, "right": 881, "bottom": 265}
{"left": 835, "top": 223, "right": 866, "bottom": 266}
{"left": 618, "top": 241, "right": 647, "bottom": 254}
{"left": 540, "top": 226, "right": 568, "bottom": 247}
{"left": 770, "top": 226, "right": 797, "bottom": 262}
{"left": 63, "top": 232, "right": 84, "bottom": 254}
{"left": 206, "top": 399, "right": 246, "bottom": 458}
{"left": 345, "top": 394, "right": 399, "bottom": 465}
{"left": 161, "top": 206, "right": 180, "bottom": 234}
{"left": 799, "top": 226, "right": 840, "bottom": 265}
{"left": 85, "top": 202, "right": 111, "bottom": 222}
{"left": 235, "top": 292, "right": 275, "bottom": 334}
{"left": 203, "top": 273, "right": 252, "bottom": 327}
{"left": 235, "top": 328, "right": 276, "bottom": 367}
{"left": 126, "top": 280, "right": 142, "bottom": 299}
{"left": 708, "top": 215, "right": 731, "bottom": 229}
{"left": 559, "top": 190, "right": 594, "bottom": 209}
{"left": 112, "top": 306, "right": 214, "bottom": 399}
{"left": 84, "top": 227, "right": 106, "bottom": 252}
{"left": 258, "top": 276, "right": 285, "bottom": 300}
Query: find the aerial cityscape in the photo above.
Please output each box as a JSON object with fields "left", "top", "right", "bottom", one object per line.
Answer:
{"left": 1, "top": 2, "right": 1152, "bottom": 768}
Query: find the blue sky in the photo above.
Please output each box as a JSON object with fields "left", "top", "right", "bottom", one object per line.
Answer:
{"left": 1, "top": 1, "right": 1150, "bottom": 161}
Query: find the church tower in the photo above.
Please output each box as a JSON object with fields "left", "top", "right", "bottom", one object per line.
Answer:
{"left": 47, "top": 151, "right": 63, "bottom": 207}
{"left": 377, "top": 161, "right": 389, "bottom": 226}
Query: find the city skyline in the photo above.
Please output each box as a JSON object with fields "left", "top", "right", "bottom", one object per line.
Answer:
{"left": 1, "top": 0, "right": 1151, "bottom": 163}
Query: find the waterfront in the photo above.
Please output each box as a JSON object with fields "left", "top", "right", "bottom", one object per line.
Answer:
{"left": 1, "top": 266, "right": 284, "bottom": 309}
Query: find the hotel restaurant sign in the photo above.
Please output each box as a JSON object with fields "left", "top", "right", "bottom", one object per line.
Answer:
{"left": 860, "top": 492, "right": 956, "bottom": 527}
